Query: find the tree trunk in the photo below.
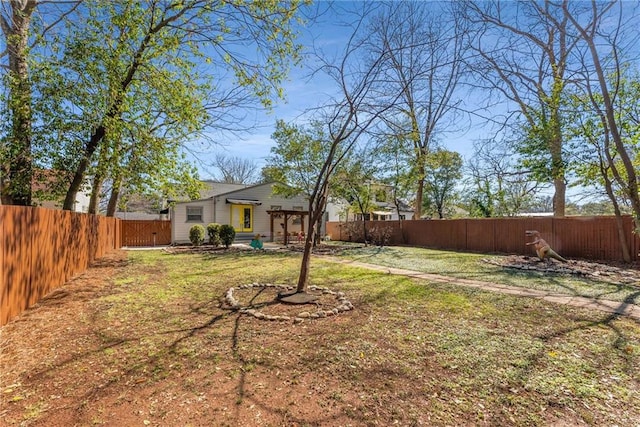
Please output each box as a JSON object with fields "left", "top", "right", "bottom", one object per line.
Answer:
{"left": 296, "top": 232, "right": 314, "bottom": 293}
{"left": 106, "top": 175, "right": 122, "bottom": 217}
{"left": 296, "top": 209, "right": 321, "bottom": 292}
{"left": 360, "top": 217, "right": 368, "bottom": 245}
{"left": 88, "top": 173, "right": 103, "bottom": 214}
{"left": 552, "top": 177, "right": 566, "bottom": 218}
{"left": 296, "top": 187, "right": 328, "bottom": 293}
{"left": 2, "top": 0, "right": 37, "bottom": 206}
{"left": 63, "top": 126, "right": 105, "bottom": 210}
{"left": 609, "top": 193, "right": 631, "bottom": 263}
{"left": 414, "top": 163, "right": 425, "bottom": 219}
{"left": 600, "top": 147, "right": 631, "bottom": 262}
{"left": 550, "top": 113, "right": 566, "bottom": 217}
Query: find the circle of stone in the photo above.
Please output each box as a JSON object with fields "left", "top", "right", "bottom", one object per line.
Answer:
{"left": 224, "top": 283, "right": 354, "bottom": 323}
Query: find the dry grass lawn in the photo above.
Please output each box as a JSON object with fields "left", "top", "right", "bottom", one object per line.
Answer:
{"left": 1, "top": 247, "right": 639, "bottom": 426}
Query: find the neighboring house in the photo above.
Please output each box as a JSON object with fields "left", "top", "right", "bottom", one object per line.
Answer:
{"left": 34, "top": 191, "right": 90, "bottom": 213}
{"left": 32, "top": 169, "right": 90, "bottom": 213}
{"left": 114, "top": 211, "right": 166, "bottom": 220}
{"left": 171, "top": 181, "right": 309, "bottom": 244}
{"left": 340, "top": 182, "right": 414, "bottom": 222}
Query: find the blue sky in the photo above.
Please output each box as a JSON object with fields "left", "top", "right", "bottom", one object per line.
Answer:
{"left": 189, "top": 1, "right": 515, "bottom": 182}
{"left": 192, "top": 2, "right": 359, "bottom": 179}
{"left": 189, "top": 1, "right": 480, "bottom": 181}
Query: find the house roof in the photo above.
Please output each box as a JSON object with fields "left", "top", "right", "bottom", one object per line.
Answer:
{"left": 115, "top": 212, "right": 165, "bottom": 220}
{"left": 200, "top": 181, "right": 250, "bottom": 198}
{"left": 211, "top": 181, "right": 282, "bottom": 199}
{"left": 172, "top": 181, "right": 305, "bottom": 206}
{"left": 173, "top": 196, "right": 214, "bottom": 205}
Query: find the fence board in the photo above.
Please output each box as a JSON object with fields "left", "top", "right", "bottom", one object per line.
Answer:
{"left": 326, "top": 216, "right": 640, "bottom": 262}
{"left": 466, "top": 219, "right": 496, "bottom": 253}
{"left": 121, "top": 220, "right": 171, "bottom": 247}
{"left": 1, "top": 206, "right": 121, "bottom": 326}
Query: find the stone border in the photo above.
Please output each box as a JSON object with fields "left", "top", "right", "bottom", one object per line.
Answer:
{"left": 224, "top": 283, "right": 354, "bottom": 323}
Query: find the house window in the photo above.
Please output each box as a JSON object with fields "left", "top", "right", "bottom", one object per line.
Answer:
{"left": 186, "top": 206, "right": 203, "bottom": 222}
{"left": 231, "top": 204, "right": 253, "bottom": 232}
{"left": 270, "top": 205, "right": 282, "bottom": 210}
{"left": 293, "top": 206, "right": 303, "bottom": 211}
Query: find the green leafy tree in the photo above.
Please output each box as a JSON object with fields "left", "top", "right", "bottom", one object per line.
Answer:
{"left": 422, "top": 148, "right": 462, "bottom": 219}
{"left": 1, "top": 0, "right": 305, "bottom": 212}
{"left": 57, "top": 0, "right": 305, "bottom": 212}
{"left": 465, "top": 0, "right": 576, "bottom": 217}
{"left": 0, "top": 0, "right": 36, "bottom": 205}
{"left": 332, "top": 148, "right": 378, "bottom": 245}
{"left": 265, "top": 120, "right": 336, "bottom": 245}
{"left": 265, "top": 120, "right": 336, "bottom": 200}
{"left": 0, "top": 0, "right": 80, "bottom": 205}
{"left": 566, "top": 70, "right": 640, "bottom": 262}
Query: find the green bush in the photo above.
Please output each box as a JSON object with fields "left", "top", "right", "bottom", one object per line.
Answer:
{"left": 206, "top": 223, "right": 221, "bottom": 246}
{"left": 189, "top": 224, "right": 205, "bottom": 246}
{"left": 219, "top": 224, "right": 236, "bottom": 248}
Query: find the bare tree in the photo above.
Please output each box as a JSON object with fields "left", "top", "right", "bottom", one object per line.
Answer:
{"left": 464, "top": 0, "right": 579, "bottom": 217}
{"left": 368, "top": 1, "right": 467, "bottom": 219}
{"left": 561, "top": 0, "right": 640, "bottom": 258}
{"left": 211, "top": 153, "right": 260, "bottom": 184}
{"left": 465, "top": 137, "right": 545, "bottom": 217}
{"left": 286, "top": 5, "right": 399, "bottom": 300}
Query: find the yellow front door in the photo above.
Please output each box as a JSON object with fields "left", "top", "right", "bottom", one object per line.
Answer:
{"left": 231, "top": 204, "right": 253, "bottom": 232}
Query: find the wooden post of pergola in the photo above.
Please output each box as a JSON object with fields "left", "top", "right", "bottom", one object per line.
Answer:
{"left": 266, "top": 210, "right": 308, "bottom": 245}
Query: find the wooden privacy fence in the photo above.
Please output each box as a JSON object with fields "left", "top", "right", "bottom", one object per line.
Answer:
{"left": 326, "top": 216, "right": 640, "bottom": 262}
{"left": 121, "top": 220, "right": 171, "bottom": 246}
{"left": 1, "top": 206, "right": 121, "bottom": 326}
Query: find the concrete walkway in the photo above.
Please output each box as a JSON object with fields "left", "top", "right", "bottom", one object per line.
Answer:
{"left": 325, "top": 257, "right": 640, "bottom": 321}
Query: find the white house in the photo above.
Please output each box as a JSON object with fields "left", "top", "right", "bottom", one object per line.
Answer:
{"left": 330, "top": 182, "right": 414, "bottom": 222}
{"left": 171, "top": 182, "right": 309, "bottom": 244}
{"left": 32, "top": 169, "right": 91, "bottom": 213}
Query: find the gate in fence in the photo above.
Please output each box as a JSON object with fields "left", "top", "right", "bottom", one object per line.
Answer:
{"left": 121, "top": 220, "right": 171, "bottom": 246}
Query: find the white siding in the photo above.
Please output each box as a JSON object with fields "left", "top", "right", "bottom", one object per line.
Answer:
{"left": 325, "top": 200, "right": 349, "bottom": 222}
{"left": 214, "top": 183, "right": 308, "bottom": 241}
{"left": 171, "top": 198, "right": 215, "bottom": 244}
{"left": 170, "top": 183, "right": 310, "bottom": 244}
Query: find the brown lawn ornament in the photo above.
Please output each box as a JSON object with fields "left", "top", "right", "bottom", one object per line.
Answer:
{"left": 525, "top": 230, "right": 568, "bottom": 263}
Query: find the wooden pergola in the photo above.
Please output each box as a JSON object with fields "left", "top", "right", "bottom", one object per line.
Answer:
{"left": 266, "top": 210, "right": 308, "bottom": 245}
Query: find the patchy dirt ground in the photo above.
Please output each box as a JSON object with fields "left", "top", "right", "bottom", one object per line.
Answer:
{"left": 1, "top": 249, "right": 639, "bottom": 427}
{"left": 483, "top": 255, "right": 640, "bottom": 286}
{"left": 0, "top": 251, "right": 364, "bottom": 427}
